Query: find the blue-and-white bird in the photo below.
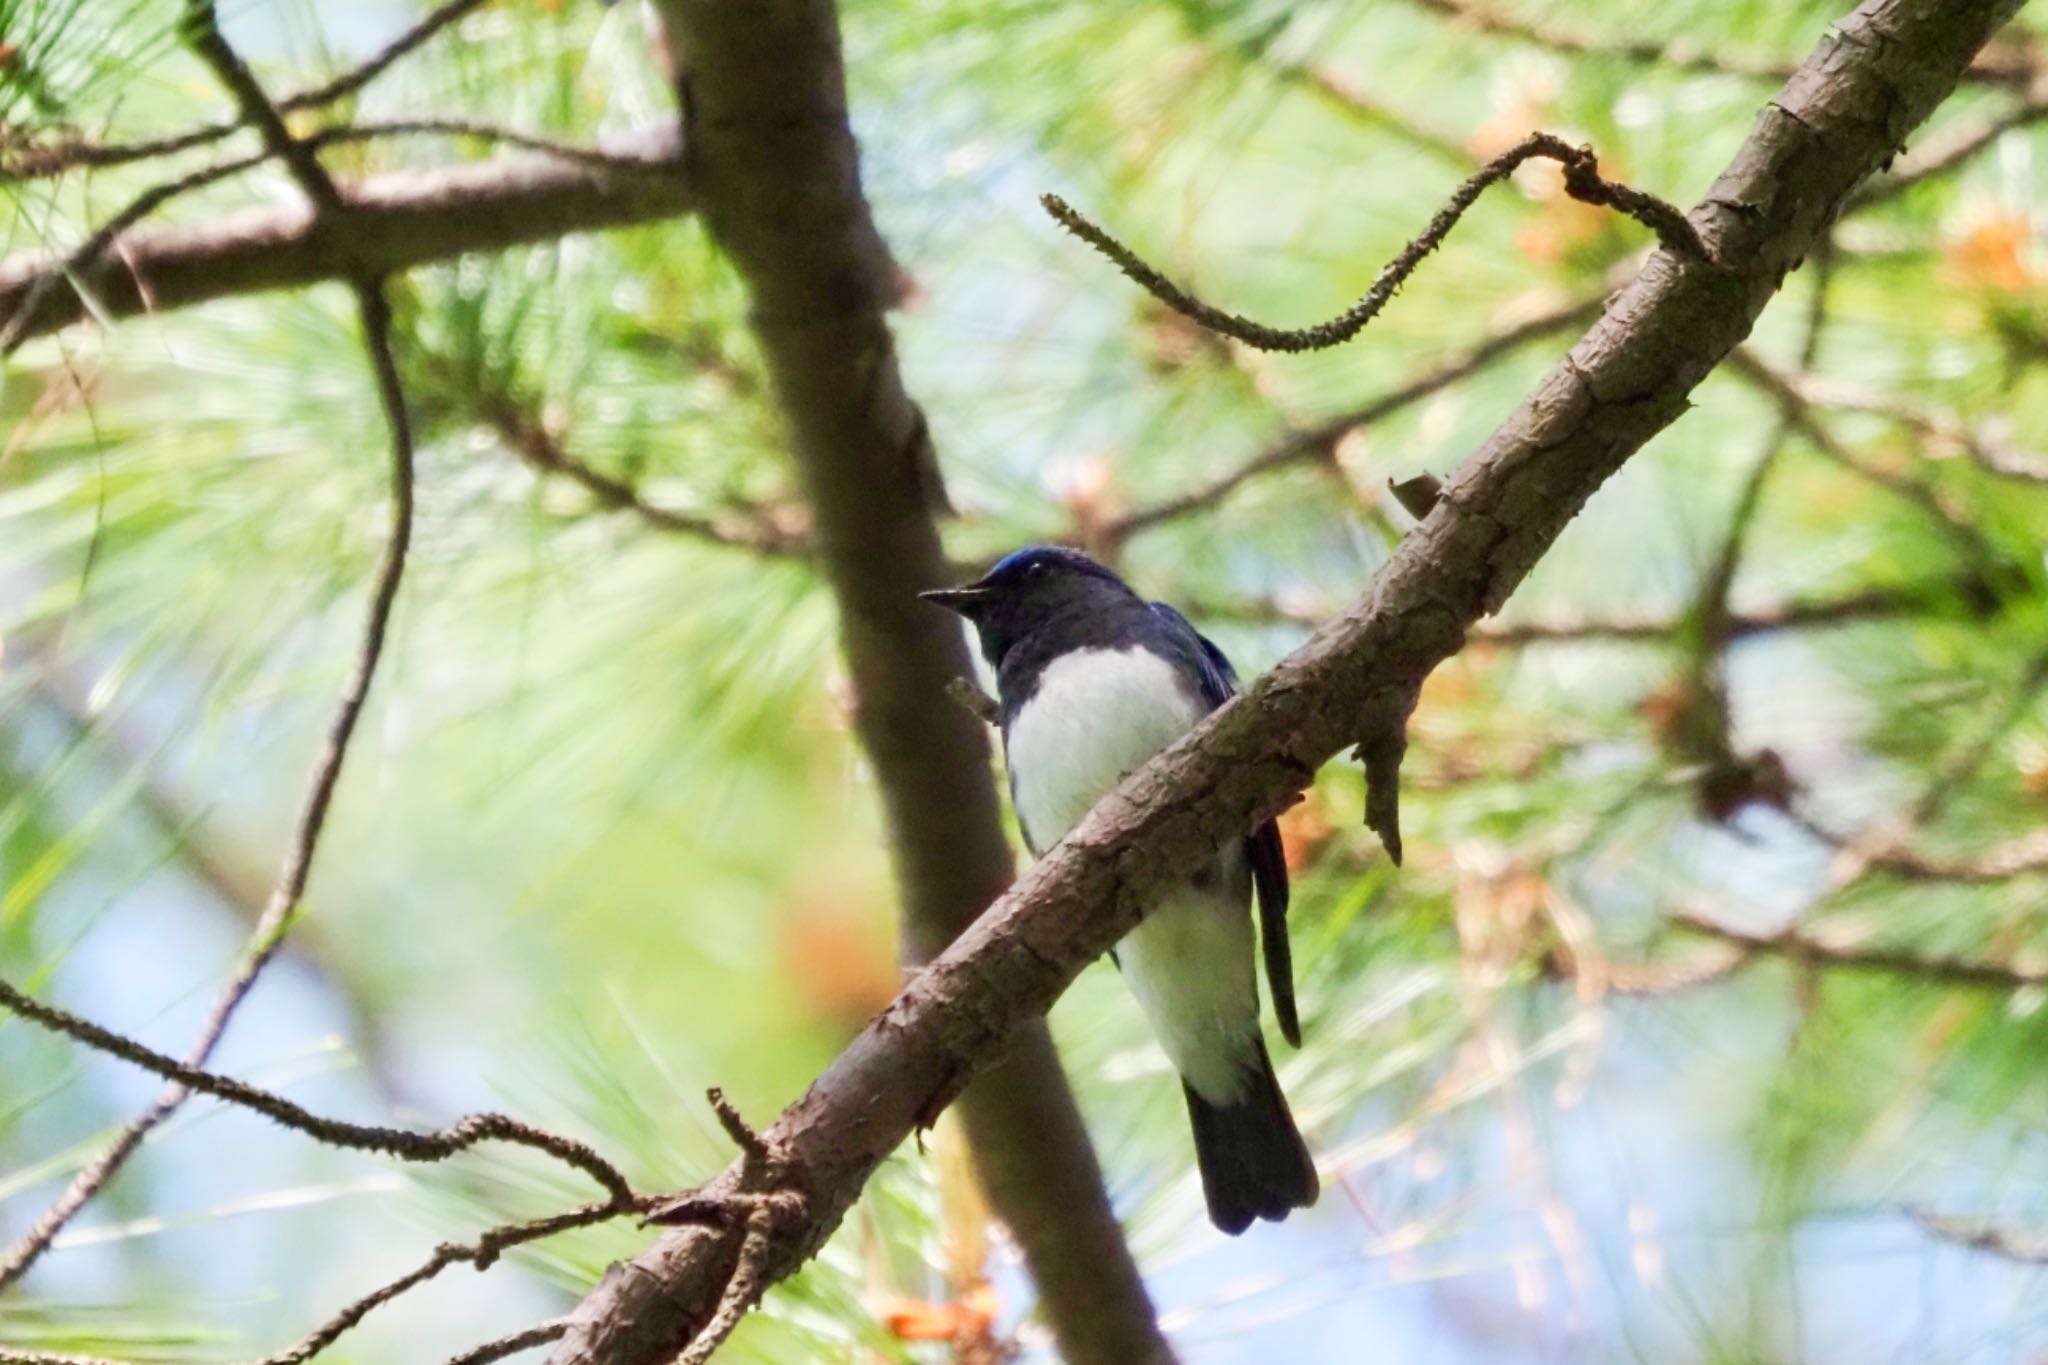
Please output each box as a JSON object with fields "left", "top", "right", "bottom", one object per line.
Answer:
{"left": 922, "top": 546, "right": 1316, "bottom": 1234}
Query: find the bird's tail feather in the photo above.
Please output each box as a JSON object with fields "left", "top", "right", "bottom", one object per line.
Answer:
{"left": 1183, "top": 1039, "right": 1317, "bottom": 1235}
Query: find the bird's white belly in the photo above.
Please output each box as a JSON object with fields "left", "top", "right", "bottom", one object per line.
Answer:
{"left": 1006, "top": 647, "right": 1260, "bottom": 1103}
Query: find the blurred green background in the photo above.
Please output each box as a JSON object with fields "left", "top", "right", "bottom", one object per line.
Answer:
{"left": 4, "top": 0, "right": 2048, "bottom": 1360}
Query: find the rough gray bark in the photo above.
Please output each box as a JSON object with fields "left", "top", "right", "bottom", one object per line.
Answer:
{"left": 638, "top": 2, "right": 1175, "bottom": 1362}
{"left": 547, "top": 1, "right": 2019, "bottom": 1361}
{"left": 0, "top": 128, "right": 688, "bottom": 343}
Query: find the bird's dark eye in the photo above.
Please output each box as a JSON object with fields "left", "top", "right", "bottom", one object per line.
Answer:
{"left": 1028, "top": 561, "right": 1046, "bottom": 577}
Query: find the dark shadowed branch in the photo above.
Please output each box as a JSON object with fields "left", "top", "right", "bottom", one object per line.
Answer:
{"left": 0, "top": 126, "right": 690, "bottom": 346}
{"left": 627, "top": 1, "right": 1178, "bottom": 1361}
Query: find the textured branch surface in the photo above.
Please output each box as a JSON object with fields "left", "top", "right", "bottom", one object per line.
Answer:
{"left": 550, "top": 2, "right": 2019, "bottom": 1361}
{"left": 1045, "top": 132, "right": 1704, "bottom": 354}
{"left": 0, "top": 128, "right": 688, "bottom": 345}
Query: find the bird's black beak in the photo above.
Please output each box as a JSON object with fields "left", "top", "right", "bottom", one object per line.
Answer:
{"left": 918, "top": 585, "right": 992, "bottom": 616}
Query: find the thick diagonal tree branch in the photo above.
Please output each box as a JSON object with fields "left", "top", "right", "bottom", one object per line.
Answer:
{"left": 0, "top": 128, "right": 688, "bottom": 345}
{"left": 548, "top": 2, "right": 2019, "bottom": 1361}
{"left": 631, "top": 2, "right": 1174, "bottom": 1362}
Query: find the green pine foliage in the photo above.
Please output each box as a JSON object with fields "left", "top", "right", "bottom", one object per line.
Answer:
{"left": 3, "top": 0, "right": 2048, "bottom": 1360}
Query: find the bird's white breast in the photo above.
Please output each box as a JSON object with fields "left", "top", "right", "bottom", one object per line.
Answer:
{"left": 1006, "top": 646, "right": 1205, "bottom": 854}
{"left": 1004, "top": 644, "right": 1260, "bottom": 1103}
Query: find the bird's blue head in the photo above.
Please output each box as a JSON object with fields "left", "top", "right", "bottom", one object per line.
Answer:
{"left": 919, "top": 545, "right": 1133, "bottom": 666}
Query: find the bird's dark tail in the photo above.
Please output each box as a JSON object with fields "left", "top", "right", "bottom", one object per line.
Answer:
{"left": 1183, "top": 1039, "right": 1317, "bottom": 1235}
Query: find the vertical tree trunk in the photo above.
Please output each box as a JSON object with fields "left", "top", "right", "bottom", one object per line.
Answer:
{"left": 644, "top": 2, "right": 1175, "bottom": 1360}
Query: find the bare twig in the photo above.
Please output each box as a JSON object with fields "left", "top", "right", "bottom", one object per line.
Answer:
{"left": 1908, "top": 647, "right": 2048, "bottom": 826}
{"left": 1043, "top": 133, "right": 1704, "bottom": 354}
{"left": 945, "top": 677, "right": 1001, "bottom": 725}
{"left": 1, "top": 123, "right": 677, "bottom": 362}
{"left": 1100, "top": 293, "right": 1602, "bottom": 541}
{"left": 1727, "top": 347, "right": 2008, "bottom": 570}
{"left": 1497, "top": 582, "right": 1995, "bottom": 643}
{"left": 0, "top": 1214, "right": 612, "bottom": 1365}
{"left": 269, "top": 1201, "right": 646, "bottom": 1365}
{"left": 182, "top": 0, "right": 344, "bottom": 212}
{"left": 0, "top": 976, "right": 636, "bottom": 1201}
{"left": 0, "top": 38, "right": 417, "bottom": 1278}
{"left": 282, "top": 0, "right": 494, "bottom": 115}
{"left": 466, "top": 381, "right": 807, "bottom": 556}
{"left": 1767, "top": 368, "right": 2048, "bottom": 484}
{"left": 1857, "top": 97, "right": 2048, "bottom": 205}
{"left": 1912, "top": 1208, "right": 2048, "bottom": 1262}
{"left": 1672, "top": 910, "right": 2048, "bottom": 990}
{"left": 1202, "top": 568, "right": 2004, "bottom": 638}
{"left": 1404, "top": 0, "right": 2035, "bottom": 88}
{"left": 445, "top": 1320, "right": 572, "bottom": 1365}
{"left": 1405, "top": 0, "right": 1802, "bottom": 79}
{"left": 0, "top": 148, "right": 268, "bottom": 356}
{"left": 1289, "top": 63, "right": 1476, "bottom": 170}
{"left": 1, "top": 0, "right": 492, "bottom": 182}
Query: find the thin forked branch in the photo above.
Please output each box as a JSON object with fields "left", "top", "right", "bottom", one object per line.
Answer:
{"left": 1, "top": 0, "right": 493, "bottom": 181}
{"left": 0, "top": 18, "right": 417, "bottom": 1287}
{"left": 1045, "top": 133, "right": 1704, "bottom": 354}
{"left": 1100, "top": 293, "right": 1602, "bottom": 543}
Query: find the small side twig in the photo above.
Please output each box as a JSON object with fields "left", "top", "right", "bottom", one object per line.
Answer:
{"left": 1, "top": 0, "right": 493, "bottom": 183}
{"left": 707, "top": 1087, "right": 771, "bottom": 1171}
{"left": 640, "top": 1091, "right": 811, "bottom": 1365}
{"left": 268, "top": 1201, "right": 647, "bottom": 1365}
{"left": 182, "top": 0, "right": 343, "bottom": 213}
{"left": 1386, "top": 473, "right": 1444, "bottom": 520}
{"left": 1043, "top": 133, "right": 1705, "bottom": 354}
{"left": 1854, "top": 97, "right": 2048, "bottom": 208}
{"left": 444, "top": 1320, "right": 572, "bottom": 1365}
{"left": 1727, "top": 348, "right": 2008, "bottom": 574}
{"left": 1911, "top": 1208, "right": 2048, "bottom": 1263}
{"left": 1671, "top": 911, "right": 2048, "bottom": 992}
{"left": 1355, "top": 694, "right": 1416, "bottom": 865}
{"left": 1097, "top": 291, "right": 1602, "bottom": 543}
{"left": 946, "top": 676, "right": 1000, "bottom": 726}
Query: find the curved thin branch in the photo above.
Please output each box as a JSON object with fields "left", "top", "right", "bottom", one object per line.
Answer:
{"left": 1100, "top": 293, "right": 1601, "bottom": 543}
{"left": 0, "top": 976, "right": 636, "bottom": 1201}
{"left": 0, "top": 261, "right": 418, "bottom": 1295}
{"left": 446, "top": 1321, "right": 573, "bottom": 1365}
{"left": 1671, "top": 911, "right": 2048, "bottom": 990}
{"left": 1044, "top": 132, "right": 1704, "bottom": 354}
